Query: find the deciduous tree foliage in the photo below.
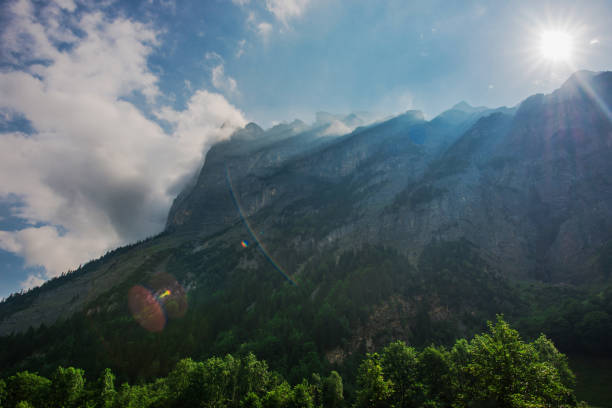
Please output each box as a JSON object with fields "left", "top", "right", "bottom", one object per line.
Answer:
{"left": 0, "top": 318, "right": 580, "bottom": 407}
{"left": 355, "top": 316, "right": 576, "bottom": 408}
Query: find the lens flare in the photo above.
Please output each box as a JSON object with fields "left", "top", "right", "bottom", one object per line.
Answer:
{"left": 241, "top": 240, "right": 249, "bottom": 248}
{"left": 128, "top": 285, "right": 166, "bottom": 332}
{"left": 128, "top": 273, "right": 188, "bottom": 332}
{"left": 226, "top": 165, "right": 297, "bottom": 285}
{"left": 150, "top": 272, "right": 188, "bottom": 319}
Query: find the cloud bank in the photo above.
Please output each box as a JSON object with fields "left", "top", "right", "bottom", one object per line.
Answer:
{"left": 0, "top": 0, "right": 246, "bottom": 289}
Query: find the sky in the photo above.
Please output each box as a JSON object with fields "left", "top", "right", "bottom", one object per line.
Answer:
{"left": 1, "top": 0, "right": 612, "bottom": 299}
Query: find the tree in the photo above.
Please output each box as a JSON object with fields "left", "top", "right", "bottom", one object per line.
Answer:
{"left": 532, "top": 335, "right": 575, "bottom": 390}
{"left": 5, "top": 371, "right": 51, "bottom": 408}
{"left": 418, "top": 345, "right": 454, "bottom": 406}
{"left": 449, "top": 338, "right": 471, "bottom": 406}
{"left": 95, "top": 368, "right": 117, "bottom": 408}
{"left": 310, "top": 373, "right": 323, "bottom": 407}
{"left": 322, "top": 371, "right": 343, "bottom": 408}
{"left": 262, "top": 381, "right": 292, "bottom": 408}
{"left": 465, "top": 315, "right": 574, "bottom": 407}
{"left": 164, "top": 358, "right": 199, "bottom": 406}
{"left": 241, "top": 392, "right": 262, "bottom": 408}
{"left": 115, "top": 383, "right": 154, "bottom": 408}
{"left": 380, "top": 341, "right": 424, "bottom": 408}
{"left": 50, "top": 366, "right": 86, "bottom": 408}
{"left": 355, "top": 353, "right": 393, "bottom": 408}
{"left": 290, "top": 380, "right": 314, "bottom": 408}
{"left": 237, "top": 353, "right": 272, "bottom": 401}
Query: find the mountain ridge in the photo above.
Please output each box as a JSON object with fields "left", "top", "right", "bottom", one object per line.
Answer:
{"left": 1, "top": 71, "right": 611, "bottom": 385}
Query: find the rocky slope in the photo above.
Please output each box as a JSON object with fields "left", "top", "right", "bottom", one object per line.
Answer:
{"left": 166, "top": 70, "right": 612, "bottom": 283}
{"left": 0, "top": 71, "right": 611, "bottom": 379}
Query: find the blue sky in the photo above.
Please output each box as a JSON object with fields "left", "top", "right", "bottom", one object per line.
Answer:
{"left": 1, "top": 0, "right": 612, "bottom": 299}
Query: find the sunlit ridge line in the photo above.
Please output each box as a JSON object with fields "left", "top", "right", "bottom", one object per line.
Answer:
{"left": 570, "top": 69, "right": 612, "bottom": 124}
{"left": 225, "top": 166, "right": 297, "bottom": 286}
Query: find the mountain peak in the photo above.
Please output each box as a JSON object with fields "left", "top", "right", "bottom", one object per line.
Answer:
{"left": 451, "top": 101, "right": 487, "bottom": 114}
{"left": 403, "top": 110, "right": 426, "bottom": 121}
{"left": 564, "top": 69, "right": 598, "bottom": 85}
{"left": 551, "top": 70, "right": 612, "bottom": 105}
{"left": 290, "top": 119, "right": 306, "bottom": 127}
{"left": 231, "top": 122, "right": 264, "bottom": 140}
{"left": 245, "top": 122, "right": 264, "bottom": 133}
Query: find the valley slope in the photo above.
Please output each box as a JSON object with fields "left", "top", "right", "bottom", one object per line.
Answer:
{"left": 1, "top": 71, "right": 611, "bottom": 383}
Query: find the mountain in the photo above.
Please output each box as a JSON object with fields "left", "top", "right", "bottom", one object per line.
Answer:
{"left": 1, "top": 71, "right": 612, "bottom": 383}
{"left": 166, "top": 71, "right": 611, "bottom": 283}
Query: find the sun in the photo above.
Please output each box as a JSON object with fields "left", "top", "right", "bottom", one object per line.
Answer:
{"left": 539, "top": 30, "right": 573, "bottom": 62}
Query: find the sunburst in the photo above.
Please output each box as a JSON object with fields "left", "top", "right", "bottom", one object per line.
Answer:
{"left": 539, "top": 30, "right": 574, "bottom": 62}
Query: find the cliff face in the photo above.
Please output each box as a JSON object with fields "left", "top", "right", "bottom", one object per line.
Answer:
{"left": 384, "top": 72, "right": 612, "bottom": 282}
{"left": 166, "top": 71, "right": 612, "bottom": 283}
{"left": 1, "top": 71, "right": 611, "bottom": 340}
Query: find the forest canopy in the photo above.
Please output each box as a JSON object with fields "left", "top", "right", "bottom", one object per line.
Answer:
{"left": 0, "top": 317, "right": 581, "bottom": 408}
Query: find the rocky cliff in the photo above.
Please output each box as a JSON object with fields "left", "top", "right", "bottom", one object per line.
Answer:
{"left": 165, "top": 70, "right": 612, "bottom": 284}
{"left": 0, "top": 72, "right": 611, "bottom": 372}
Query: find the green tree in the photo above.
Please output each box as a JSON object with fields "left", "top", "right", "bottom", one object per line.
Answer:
{"left": 322, "top": 371, "right": 343, "bottom": 408}
{"left": 418, "top": 345, "right": 455, "bottom": 406}
{"left": 309, "top": 373, "right": 322, "bottom": 407}
{"left": 532, "top": 335, "right": 575, "bottom": 390}
{"left": 290, "top": 380, "right": 314, "bottom": 408}
{"left": 236, "top": 353, "right": 272, "bottom": 402}
{"left": 354, "top": 353, "right": 393, "bottom": 408}
{"left": 380, "top": 341, "right": 424, "bottom": 408}
{"left": 164, "top": 358, "right": 201, "bottom": 406}
{"left": 449, "top": 338, "right": 471, "bottom": 406}
{"left": 5, "top": 371, "right": 51, "bottom": 408}
{"left": 241, "top": 392, "right": 262, "bottom": 408}
{"left": 95, "top": 368, "right": 117, "bottom": 408}
{"left": 115, "top": 382, "right": 161, "bottom": 408}
{"left": 465, "top": 315, "right": 574, "bottom": 407}
{"left": 262, "top": 381, "right": 292, "bottom": 408}
{"left": 50, "top": 366, "right": 86, "bottom": 408}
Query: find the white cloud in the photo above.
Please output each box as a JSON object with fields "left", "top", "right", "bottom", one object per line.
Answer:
{"left": 211, "top": 64, "right": 238, "bottom": 95}
{"left": 0, "top": 0, "right": 246, "bottom": 290}
{"left": 20, "top": 274, "right": 46, "bottom": 292}
{"left": 155, "top": 90, "right": 245, "bottom": 146}
{"left": 53, "top": 0, "right": 76, "bottom": 12}
{"left": 231, "top": 0, "right": 250, "bottom": 5}
{"left": 257, "top": 22, "right": 273, "bottom": 39}
{"left": 319, "top": 120, "right": 352, "bottom": 137}
{"left": 205, "top": 51, "right": 239, "bottom": 96}
{"left": 590, "top": 38, "right": 600, "bottom": 46}
{"left": 265, "top": 0, "right": 311, "bottom": 26}
{"left": 2, "top": 0, "right": 63, "bottom": 63}
{"left": 245, "top": 11, "right": 273, "bottom": 41}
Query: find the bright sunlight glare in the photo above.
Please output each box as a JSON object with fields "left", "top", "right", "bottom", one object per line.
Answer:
{"left": 540, "top": 30, "right": 574, "bottom": 62}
